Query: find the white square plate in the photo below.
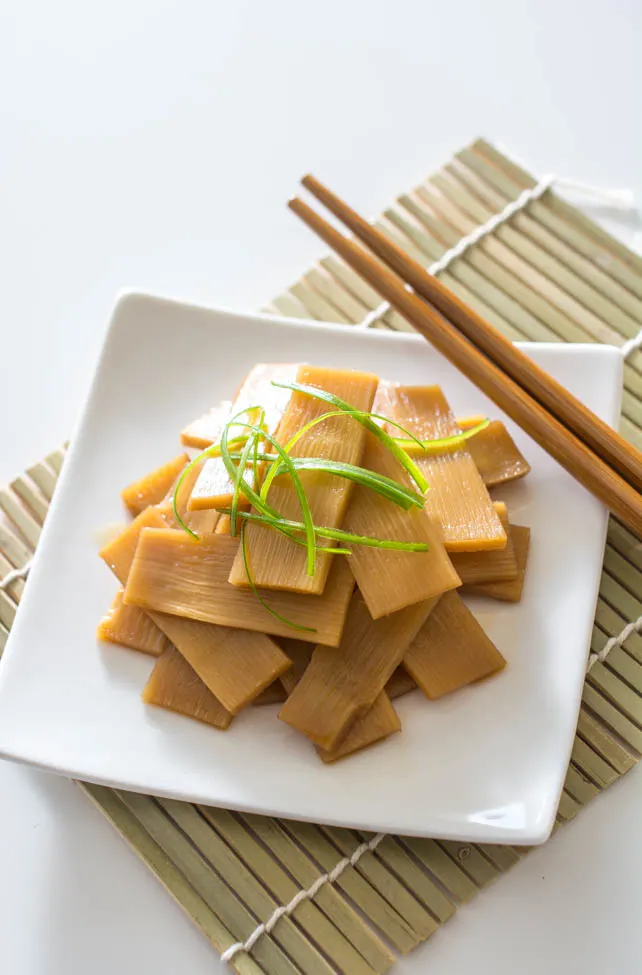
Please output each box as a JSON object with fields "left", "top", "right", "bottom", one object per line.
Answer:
{"left": 0, "top": 294, "right": 623, "bottom": 844}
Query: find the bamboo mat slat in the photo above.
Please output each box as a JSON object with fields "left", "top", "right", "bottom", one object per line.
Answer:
{"left": 404, "top": 836, "right": 483, "bottom": 903}
{"left": 437, "top": 841, "right": 500, "bottom": 888}
{"left": 25, "top": 461, "right": 58, "bottom": 501}
{"left": 1, "top": 138, "right": 641, "bottom": 972}
{"left": 367, "top": 834, "right": 457, "bottom": 924}
{"left": 477, "top": 842, "right": 522, "bottom": 871}
{"left": 0, "top": 487, "right": 42, "bottom": 547}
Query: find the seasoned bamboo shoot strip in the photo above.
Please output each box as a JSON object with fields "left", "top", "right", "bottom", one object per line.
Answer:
{"left": 404, "top": 591, "right": 506, "bottom": 699}
{"left": 450, "top": 502, "right": 517, "bottom": 584}
{"left": 252, "top": 682, "right": 287, "bottom": 706}
{"left": 101, "top": 507, "right": 264, "bottom": 721}
{"left": 99, "top": 507, "right": 178, "bottom": 653}
{"left": 278, "top": 639, "right": 314, "bottom": 695}
{"left": 189, "top": 363, "right": 299, "bottom": 510}
{"left": 149, "top": 612, "right": 291, "bottom": 714}
{"left": 100, "top": 506, "right": 169, "bottom": 585}
{"left": 101, "top": 508, "right": 271, "bottom": 716}
{"left": 142, "top": 646, "right": 233, "bottom": 729}
{"left": 343, "top": 434, "right": 460, "bottom": 618}
{"left": 97, "top": 589, "right": 170, "bottom": 656}
{"left": 215, "top": 513, "right": 231, "bottom": 534}
{"left": 180, "top": 401, "right": 231, "bottom": 449}
{"left": 124, "top": 529, "right": 354, "bottom": 646}
{"left": 317, "top": 693, "right": 401, "bottom": 763}
{"left": 279, "top": 590, "right": 437, "bottom": 749}
{"left": 232, "top": 362, "right": 300, "bottom": 441}
{"left": 457, "top": 417, "right": 530, "bottom": 488}
{"left": 229, "top": 365, "right": 379, "bottom": 594}
{"left": 121, "top": 454, "right": 189, "bottom": 516}
{"left": 465, "top": 525, "right": 531, "bottom": 602}
{"left": 379, "top": 385, "right": 506, "bottom": 551}
{"left": 386, "top": 667, "right": 417, "bottom": 700}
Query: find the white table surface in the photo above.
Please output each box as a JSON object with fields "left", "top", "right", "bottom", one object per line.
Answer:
{"left": 1, "top": 2, "right": 641, "bottom": 972}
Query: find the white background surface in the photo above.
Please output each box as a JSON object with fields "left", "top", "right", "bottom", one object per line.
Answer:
{"left": 0, "top": 1, "right": 640, "bottom": 972}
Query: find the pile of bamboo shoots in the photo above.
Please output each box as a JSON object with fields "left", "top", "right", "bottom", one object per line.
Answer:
{"left": 98, "top": 363, "right": 531, "bottom": 762}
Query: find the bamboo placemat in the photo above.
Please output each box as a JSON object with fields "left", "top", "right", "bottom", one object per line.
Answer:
{"left": 1, "top": 137, "right": 641, "bottom": 973}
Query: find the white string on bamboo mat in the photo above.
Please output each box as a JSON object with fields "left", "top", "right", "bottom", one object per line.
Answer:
{"left": 220, "top": 831, "right": 386, "bottom": 964}
{"left": 358, "top": 175, "right": 640, "bottom": 346}
{"left": 587, "top": 614, "right": 642, "bottom": 671}
{"left": 0, "top": 560, "right": 32, "bottom": 592}
{"left": 620, "top": 328, "right": 642, "bottom": 358}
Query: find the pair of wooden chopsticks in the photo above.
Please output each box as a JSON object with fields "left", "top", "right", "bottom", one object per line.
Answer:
{"left": 288, "top": 177, "right": 642, "bottom": 538}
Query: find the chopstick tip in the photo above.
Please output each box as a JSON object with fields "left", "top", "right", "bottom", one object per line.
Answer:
{"left": 288, "top": 197, "right": 311, "bottom": 220}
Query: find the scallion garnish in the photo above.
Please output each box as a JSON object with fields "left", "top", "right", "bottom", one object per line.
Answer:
{"left": 223, "top": 417, "right": 318, "bottom": 577}
{"left": 280, "top": 408, "right": 426, "bottom": 458}
{"left": 258, "top": 406, "right": 426, "bottom": 501}
{"left": 271, "top": 381, "right": 429, "bottom": 493}
{"left": 252, "top": 408, "right": 265, "bottom": 493}
{"left": 240, "top": 522, "right": 316, "bottom": 633}
{"left": 219, "top": 408, "right": 278, "bottom": 522}
{"left": 217, "top": 509, "right": 350, "bottom": 555}
{"left": 248, "top": 454, "right": 424, "bottom": 510}
{"left": 230, "top": 428, "right": 259, "bottom": 537}
{"left": 232, "top": 510, "right": 429, "bottom": 553}
{"left": 395, "top": 418, "right": 491, "bottom": 454}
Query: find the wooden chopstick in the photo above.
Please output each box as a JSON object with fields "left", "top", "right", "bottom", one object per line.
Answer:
{"left": 301, "top": 174, "right": 642, "bottom": 495}
{"left": 288, "top": 195, "right": 642, "bottom": 539}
